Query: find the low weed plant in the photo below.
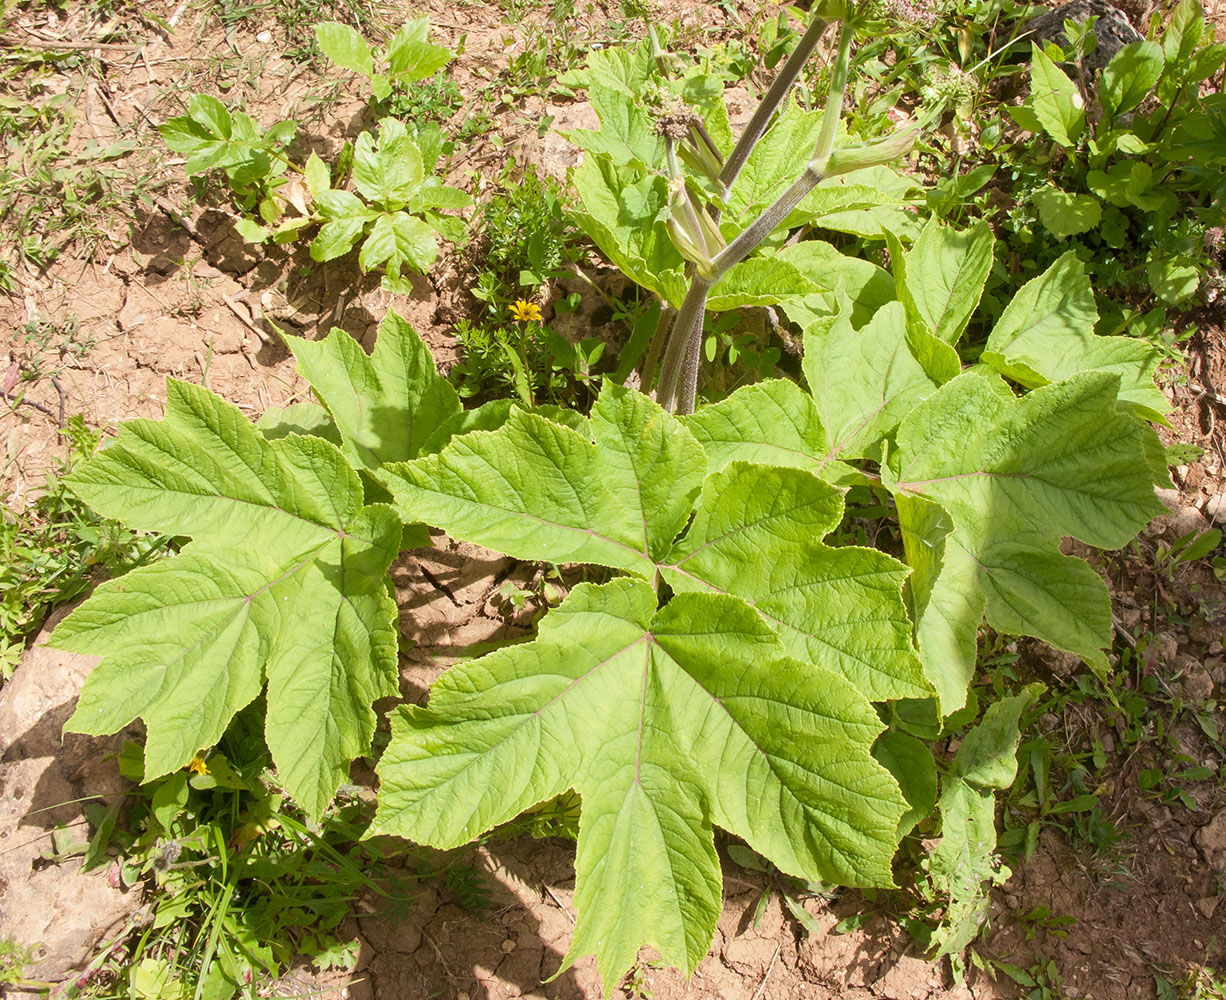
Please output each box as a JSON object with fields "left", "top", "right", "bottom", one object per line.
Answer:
{"left": 72, "top": 714, "right": 413, "bottom": 998}
{"left": 0, "top": 416, "right": 162, "bottom": 681}
{"left": 159, "top": 17, "right": 473, "bottom": 292}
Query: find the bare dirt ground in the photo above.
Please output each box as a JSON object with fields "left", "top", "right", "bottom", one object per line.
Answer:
{"left": 2, "top": 1, "right": 1225, "bottom": 998}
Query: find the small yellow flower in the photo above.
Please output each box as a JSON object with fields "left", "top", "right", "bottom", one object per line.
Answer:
{"left": 187, "top": 753, "right": 210, "bottom": 776}
{"left": 509, "top": 299, "right": 542, "bottom": 323}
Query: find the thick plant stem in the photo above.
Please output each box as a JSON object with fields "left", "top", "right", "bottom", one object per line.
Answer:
{"left": 639, "top": 304, "right": 673, "bottom": 393}
{"left": 656, "top": 12, "right": 858, "bottom": 415}
{"left": 675, "top": 305, "right": 707, "bottom": 414}
{"left": 718, "top": 13, "right": 833, "bottom": 195}
{"left": 812, "top": 19, "right": 854, "bottom": 168}
{"left": 711, "top": 161, "right": 826, "bottom": 273}
{"left": 655, "top": 277, "right": 712, "bottom": 413}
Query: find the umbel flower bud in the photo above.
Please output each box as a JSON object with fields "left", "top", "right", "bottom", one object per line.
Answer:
{"left": 665, "top": 177, "right": 725, "bottom": 280}
{"left": 654, "top": 107, "right": 725, "bottom": 188}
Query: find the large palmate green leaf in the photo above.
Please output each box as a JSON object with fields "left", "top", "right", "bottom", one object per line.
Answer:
{"left": 381, "top": 382, "right": 924, "bottom": 696}
{"left": 979, "top": 252, "right": 1169, "bottom": 420}
{"left": 379, "top": 385, "right": 702, "bottom": 575}
{"left": 372, "top": 578, "right": 906, "bottom": 993}
{"left": 50, "top": 379, "right": 401, "bottom": 816}
{"left": 285, "top": 310, "right": 461, "bottom": 472}
{"left": 886, "top": 371, "right": 1165, "bottom": 711}
{"left": 661, "top": 462, "right": 930, "bottom": 701}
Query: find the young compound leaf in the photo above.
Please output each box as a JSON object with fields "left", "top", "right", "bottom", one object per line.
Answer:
{"left": 159, "top": 95, "right": 234, "bottom": 175}
{"left": 311, "top": 189, "right": 376, "bottom": 262}
{"left": 371, "top": 578, "right": 906, "bottom": 993}
{"left": 285, "top": 310, "right": 460, "bottom": 472}
{"left": 352, "top": 118, "right": 424, "bottom": 210}
{"left": 384, "top": 17, "right": 453, "bottom": 82}
{"left": 359, "top": 212, "right": 438, "bottom": 277}
{"left": 379, "top": 384, "right": 705, "bottom": 576}
{"left": 49, "top": 379, "right": 401, "bottom": 816}
{"left": 887, "top": 371, "right": 1165, "bottom": 711}
{"left": 980, "top": 252, "right": 1168, "bottom": 420}
{"left": 315, "top": 22, "right": 375, "bottom": 78}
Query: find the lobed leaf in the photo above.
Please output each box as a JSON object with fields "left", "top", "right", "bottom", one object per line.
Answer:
{"left": 802, "top": 300, "right": 935, "bottom": 461}
{"left": 887, "top": 371, "right": 1165, "bottom": 710}
{"left": 378, "top": 386, "right": 704, "bottom": 577}
{"left": 661, "top": 463, "right": 930, "bottom": 702}
{"left": 51, "top": 379, "right": 402, "bottom": 815}
{"left": 285, "top": 310, "right": 461, "bottom": 472}
{"left": 980, "top": 252, "right": 1168, "bottom": 420}
{"left": 372, "top": 578, "right": 905, "bottom": 993}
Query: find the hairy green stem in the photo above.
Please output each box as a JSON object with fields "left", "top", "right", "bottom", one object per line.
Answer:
{"left": 813, "top": 17, "right": 854, "bottom": 167}
{"left": 639, "top": 303, "right": 674, "bottom": 393}
{"left": 655, "top": 10, "right": 859, "bottom": 415}
{"left": 654, "top": 277, "right": 712, "bottom": 412}
{"left": 674, "top": 300, "right": 707, "bottom": 414}
{"left": 718, "top": 13, "right": 834, "bottom": 194}
{"left": 710, "top": 160, "right": 826, "bottom": 273}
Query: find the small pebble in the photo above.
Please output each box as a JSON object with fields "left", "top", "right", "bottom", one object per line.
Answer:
{"left": 256, "top": 30, "right": 272, "bottom": 43}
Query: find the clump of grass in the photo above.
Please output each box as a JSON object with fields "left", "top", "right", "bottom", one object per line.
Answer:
{"left": 0, "top": 416, "right": 164, "bottom": 681}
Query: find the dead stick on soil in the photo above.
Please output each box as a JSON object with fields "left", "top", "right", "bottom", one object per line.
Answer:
{"left": 542, "top": 884, "right": 574, "bottom": 924}
{"left": 1, "top": 391, "right": 57, "bottom": 420}
{"left": 1112, "top": 614, "right": 1137, "bottom": 650}
{"left": 222, "top": 294, "right": 275, "bottom": 346}
{"left": 90, "top": 80, "right": 124, "bottom": 128}
{"left": 3, "top": 35, "right": 140, "bottom": 51}
{"left": 51, "top": 377, "right": 66, "bottom": 429}
{"left": 421, "top": 929, "right": 458, "bottom": 980}
{"left": 152, "top": 194, "right": 205, "bottom": 244}
{"left": 749, "top": 944, "right": 780, "bottom": 1000}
